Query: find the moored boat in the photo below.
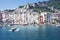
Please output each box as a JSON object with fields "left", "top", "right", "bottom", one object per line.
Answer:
{"left": 9, "top": 28, "right": 19, "bottom": 32}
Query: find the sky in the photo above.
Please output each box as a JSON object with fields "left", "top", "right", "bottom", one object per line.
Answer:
{"left": 0, "top": 0, "right": 48, "bottom": 10}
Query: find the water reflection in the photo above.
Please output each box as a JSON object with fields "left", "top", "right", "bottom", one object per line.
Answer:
{"left": 0, "top": 25, "right": 60, "bottom": 40}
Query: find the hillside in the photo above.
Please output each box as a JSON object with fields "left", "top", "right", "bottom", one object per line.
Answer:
{"left": 28, "top": 3, "right": 53, "bottom": 12}
{"left": 48, "top": 0, "right": 60, "bottom": 9}
{"left": 5, "top": 0, "right": 60, "bottom": 13}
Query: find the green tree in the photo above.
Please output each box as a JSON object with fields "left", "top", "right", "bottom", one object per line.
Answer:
{"left": 48, "top": 0, "right": 60, "bottom": 9}
{"left": 19, "top": 6, "right": 24, "bottom": 8}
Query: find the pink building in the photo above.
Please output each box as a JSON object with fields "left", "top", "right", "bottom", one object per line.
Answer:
{"left": 0, "top": 13, "right": 2, "bottom": 22}
{"left": 38, "top": 15, "right": 44, "bottom": 24}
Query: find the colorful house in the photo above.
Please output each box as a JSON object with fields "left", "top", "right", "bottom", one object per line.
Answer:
{"left": 32, "top": 12, "right": 39, "bottom": 24}
{"left": 38, "top": 15, "right": 44, "bottom": 24}
{"left": 14, "top": 12, "right": 20, "bottom": 24}
{"left": 2, "top": 13, "right": 6, "bottom": 22}
{"left": 52, "top": 13, "right": 60, "bottom": 24}
{"left": 47, "top": 13, "right": 52, "bottom": 24}
{"left": 43, "top": 12, "right": 52, "bottom": 24}
{"left": 0, "top": 12, "right": 2, "bottom": 22}
{"left": 40, "top": 12, "right": 47, "bottom": 24}
{"left": 6, "top": 13, "right": 10, "bottom": 22}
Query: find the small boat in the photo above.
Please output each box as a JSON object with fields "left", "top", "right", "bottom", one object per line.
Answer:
{"left": 56, "top": 25, "right": 60, "bottom": 26}
{"left": 9, "top": 28, "right": 17, "bottom": 32}
{"left": 9, "top": 30, "right": 12, "bottom": 31}
{"left": 56, "top": 24, "right": 60, "bottom": 27}
{"left": 15, "top": 28, "right": 20, "bottom": 31}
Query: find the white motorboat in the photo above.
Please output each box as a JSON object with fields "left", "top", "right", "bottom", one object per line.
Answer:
{"left": 15, "top": 28, "right": 20, "bottom": 31}
{"left": 56, "top": 24, "right": 60, "bottom": 26}
{"left": 9, "top": 28, "right": 19, "bottom": 32}
{"left": 56, "top": 25, "right": 60, "bottom": 26}
{"left": 9, "top": 29, "right": 12, "bottom": 31}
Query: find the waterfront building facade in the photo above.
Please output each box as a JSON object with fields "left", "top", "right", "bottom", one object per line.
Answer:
{"left": 0, "top": 12, "right": 2, "bottom": 22}
{"left": 38, "top": 15, "right": 44, "bottom": 24}
{"left": 0, "top": 5, "right": 60, "bottom": 26}
{"left": 51, "top": 13, "right": 60, "bottom": 24}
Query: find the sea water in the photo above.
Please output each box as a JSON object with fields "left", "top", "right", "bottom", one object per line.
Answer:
{"left": 0, "top": 25, "right": 60, "bottom": 40}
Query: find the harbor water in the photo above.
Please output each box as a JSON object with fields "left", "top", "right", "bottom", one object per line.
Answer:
{"left": 0, "top": 25, "right": 60, "bottom": 40}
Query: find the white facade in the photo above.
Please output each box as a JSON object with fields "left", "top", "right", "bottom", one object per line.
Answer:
{"left": 32, "top": 12, "right": 39, "bottom": 24}
{"left": 2, "top": 13, "right": 6, "bottom": 22}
